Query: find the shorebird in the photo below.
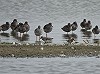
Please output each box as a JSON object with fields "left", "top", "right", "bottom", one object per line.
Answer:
{"left": 80, "top": 19, "right": 86, "bottom": 29}
{"left": 14, "top": 23, "right": 26, "bottom": 37}
{"left": 19, "top": 23, "right": 27, "bottom": 37}
{"left": 1, "top": 22, "right": 10, "bottom": 32}
{"left": 85, "top": 20, "right": 92, "bottom": 30}
{"left": 43, "top": 23, "right": 53, "bottom": 37}
{"left": 10, "top": 19, "right": 18, "bottom": 31}
{"left": 71, "top": 21, "right": 78, "bottom": 33}
{"left": 34, "top": 25, "right": 42, "bottom": 41}
{"left": 61, "top": 23, "right": 71, "bottom": 34}
{"left": 92, "top": 25, "right": 100, "bottom": 39}
{"left": 23, "top": 21, "right": 30, "bottom": 34}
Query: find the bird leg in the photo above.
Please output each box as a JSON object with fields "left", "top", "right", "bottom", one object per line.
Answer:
{"left": 94, "top": 34, "right": 95, "bottom": 39}
{"left": 39, "top": 36, "right": 41, "bottom": 41}
{"left": 46, "top": 33, "right": 47, "bottom": 37}
{"left": 20, "top": 33, "right": 23, "bottom": 40}
{"left": 20, "top": 33, "right": 21, "bottom": 37}
{"left": 72, "top": 31, "right": 73, "bottom": 34}
{"left": 36, "top": 36, "right": 37, "bottom": 41}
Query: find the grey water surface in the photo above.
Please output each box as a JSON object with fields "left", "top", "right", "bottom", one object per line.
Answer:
{"left": 0, "top": 0, "right": 100, "bottom": 44}
{"left": 0, "top": 57, "right": 100, "bottom": 74}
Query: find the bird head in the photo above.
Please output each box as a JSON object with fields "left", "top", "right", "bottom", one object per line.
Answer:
{"left": 68, "top": 23, "right": 71, "bottom": 27}
{"left": 73, "top": 21, "right": 77, "bottom": 25}
{"left": 49, "top": 23, "right": 53, "bottom": 27}
{"left": 19, "top": 23, "right": 23, "bottom": 26}
{"left": 13, "top": 19, "right": 17, "bottom": 22}
{"left": 6, "top": 22, "right": 9, "bottom": 25}
{"left": 88, "top": 20, "right": 91, "bottom": 24}
{"left": 38, "top": 25, "right": 41, "bottom": 29}
{"left": 24, "top": 21, "right": 28, "bottom": 24}
{"left": 83, "top": 19, "right": 86, "bottom": 22}
{"left": 95, "top": 25, "right": 98, "bottom": 29}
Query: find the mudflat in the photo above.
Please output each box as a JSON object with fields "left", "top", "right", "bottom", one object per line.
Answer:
{"left": 0, "top": 43, "right": 100, "bottom": 58}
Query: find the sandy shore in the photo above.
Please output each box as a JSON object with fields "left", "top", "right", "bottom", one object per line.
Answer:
{"left": 0, "top": 43, "right": 100, "bottom": 58}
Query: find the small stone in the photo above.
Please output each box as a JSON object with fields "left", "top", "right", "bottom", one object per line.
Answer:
{"left": 71, "top": 47, "right": 74, "bottom": 49}
{"left": 61, "top": 51, "right": 63, "bottom": 53}
{"left": 40, "top": 42, "right": 43, "bottom": 45}
{"left": 94, "top": 51, "right": 97, "bottom": 52}
{"left": 41, "top": 47, "right": 44, "bottom": 50}
{"left": 12, "top": 42, "right": 16, "bottom": 45}
{"left": 11, "top": 54, "right": 14, "bottom": 57}
{"left": 59, "top": 54, "right": 66, "bottom": 57}
{"left": 18, "top": 43, "right": 22, "bottom": 45}
{"left": 26, "top": 43, "right": 29, "bottom": 45}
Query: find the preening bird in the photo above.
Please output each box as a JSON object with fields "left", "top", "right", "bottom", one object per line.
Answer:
{"left": 1, "top": 22, "right": 10, "bottom": 32}
{"left": 23, "top": 21, "right": 30, "bottom": 33}
{"left": 71, "top": 21, "right": 78, "bottom": 33}
{"left": 43, "top": 23, "right": 53, "bottom": 37}
{"left": 61, "top": 23, "right": 71, "bottom": 34}
{"left": 10, "top": 19, "right": 18, "bottom": 31}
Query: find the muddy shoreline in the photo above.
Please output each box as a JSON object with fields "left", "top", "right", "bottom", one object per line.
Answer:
{"left": 0, "top": 43, "right": 100, "bottom": 58}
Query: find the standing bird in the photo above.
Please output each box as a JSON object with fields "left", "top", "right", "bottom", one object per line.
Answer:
{"left": 85, "top": 20, "right": 92, "bottom": 30}
{"left": 92, "top": 25, "right": 100, "bottom": 39}
{"left": 14, "top": 23, "right": 26, "bottom": 37}
{"left": 10, "top": 19, "right": 18, "bottom": 31}
{"left": 23, "top": 21, "right": 30, "bottom": 34}
{"left": 0, "top": 26, "right": 2, "bottom": 31}
{"left": 34, "top": 25, "right": 42, "bottom": 41}
{"left": 61, "top": 23, "right": 71, "bottom": 34}
{"left": 18, "top": 23, "right": 26, "bottom": 37}
{"left": 18, "top": 23, "right": 26, "bottom": 32}
{"left": 80, "top": 19, "right": 86, "bottom": 29}
{"left": 43, "top": 23, "right": 53, "bottom": 37}
{"left": 1, "top": 22, "right": 10, "bottom": 32}
{"left": 71, "top": 21, "right": 78, "bottom": 33}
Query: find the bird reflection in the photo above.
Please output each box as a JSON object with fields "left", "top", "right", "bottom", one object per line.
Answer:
{"left": 62, "top": 33, "right": 78, "bottom": 44}
{"left": 93, "top": 39, "right": 100, "bottom": 45}
{"left": 11, "top": 31, "right": 29, "bottom": 41}
{"left": 40, "top": 36, "right": 53, "bottom": 43}
{"left": 80, "top": 29, "right": 92, "bottom": 39}
{"left": 81, "top": 29, "right": 87, "bottom": 32}
{"left": 62, "top": 33, "right": 77, "bottom": 40}
{"left": 0, "top": 33, "right": 10, "bottom": 37}
{"left": 21, "top": 34, "right": 29, "bottom": 41}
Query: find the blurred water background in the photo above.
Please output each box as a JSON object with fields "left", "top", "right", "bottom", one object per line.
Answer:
{"left": 0, "top": 0, "right": 100, "bottom": 44}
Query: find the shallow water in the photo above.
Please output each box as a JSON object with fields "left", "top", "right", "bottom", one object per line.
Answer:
{"left": 0, "top": 57, "right": 100, "bottom": 74}
{"left": 0, "top": 0, "right": 100, "bottom": 44}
